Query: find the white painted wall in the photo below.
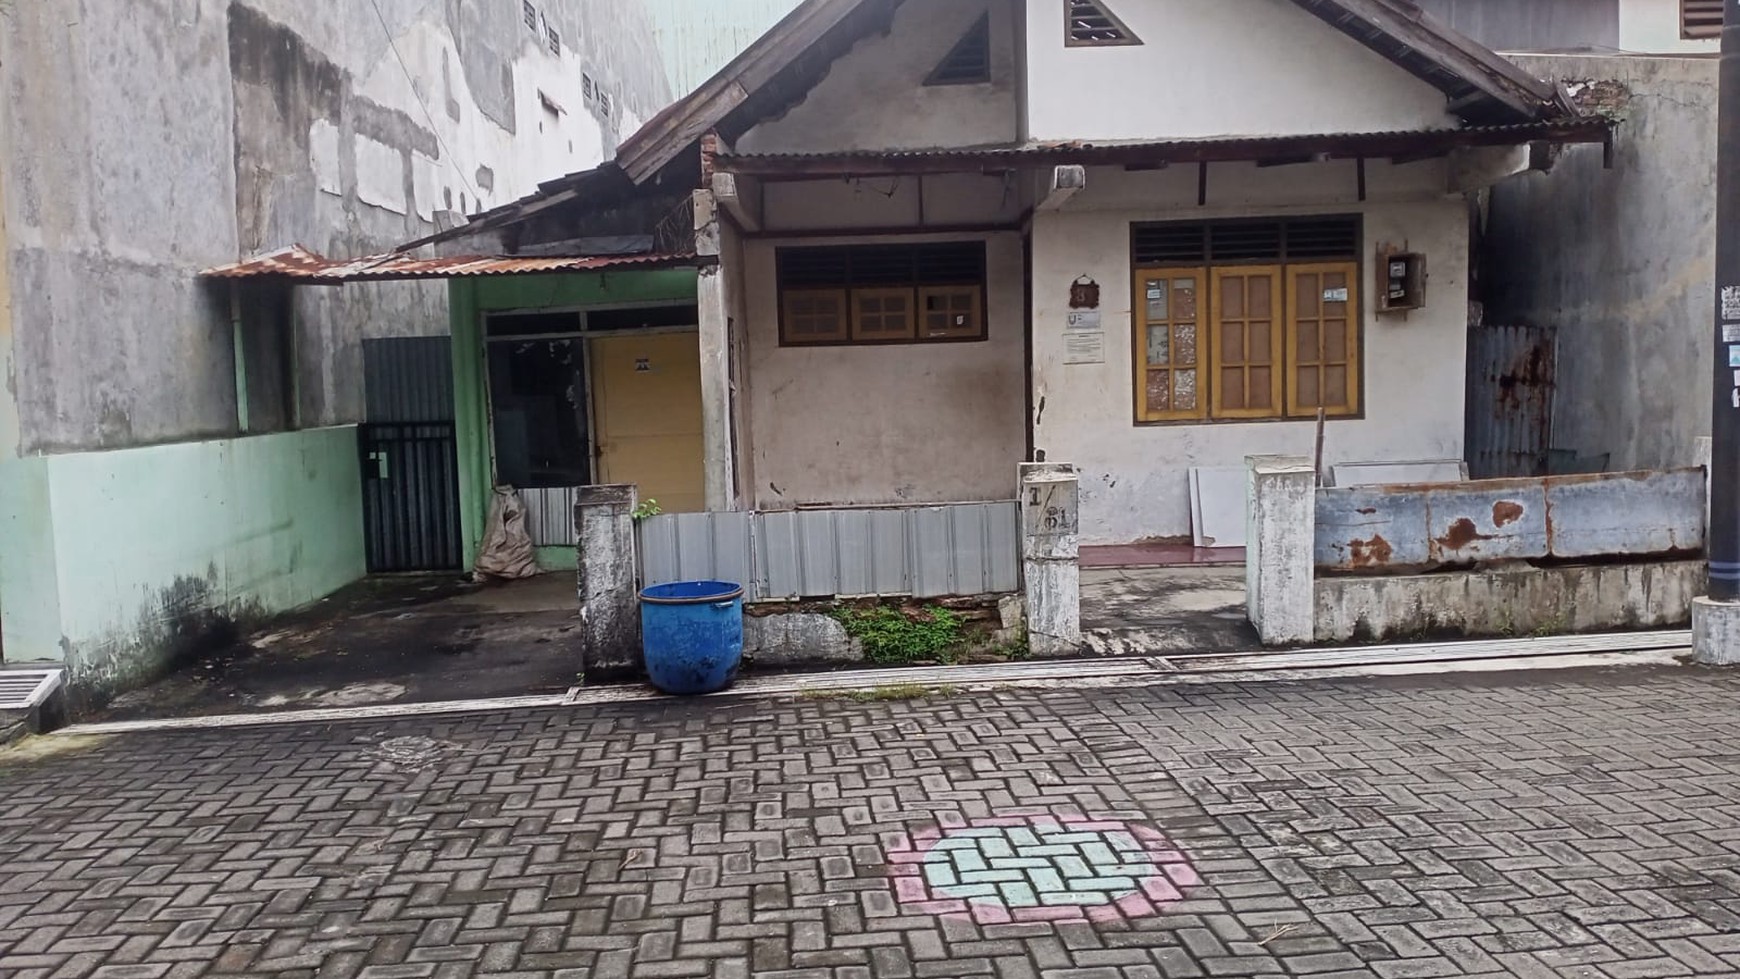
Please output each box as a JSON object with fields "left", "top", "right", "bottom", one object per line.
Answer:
{"left": 644, "top": 0, "right": 805, "bottom": 98}
{"left": 742, "top": 231, "right": 1027, "bottom": 509}
{"left": 1620, "top": 0, "right": 1718, "bottom": 52}
{"left": 1024, "top": 0, "right": 1458, "bottom": 142}
{"left": 735, "top": 0, "right": 1020, "bottom": 154}
{"left": 1030, "top": 163, "right": 1469, "bottom": 545}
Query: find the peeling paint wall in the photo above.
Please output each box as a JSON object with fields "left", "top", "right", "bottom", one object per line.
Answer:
{"left": 741, "top": 229, "right": 1029, "bottom": 509}
{"left": 1483, "top": 54, "right": 1714, "bottom": 474}
{"left": 0, "top": 0, "right": 672, "bottom": 452}
{"left": 734, "top": 0, "right": 1019, "bottom": 154}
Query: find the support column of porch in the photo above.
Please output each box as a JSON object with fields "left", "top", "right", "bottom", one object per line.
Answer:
{"left": 694, "top": 190, "right": 735, "bottom": 512}
{"left": 1246, "top": 455, "right": 1317, "bottom": 646}
{"left": 1020, "top": 463, "right": 1082, "bottom": 656}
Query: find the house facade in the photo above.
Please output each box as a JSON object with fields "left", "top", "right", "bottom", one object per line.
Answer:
{"left": 349, "top": 0, "right": 1611, "bottom": 553}
{"left": 0, "top": 0, "right": 672, "bottom": 704}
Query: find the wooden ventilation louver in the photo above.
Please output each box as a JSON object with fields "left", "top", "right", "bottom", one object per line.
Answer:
{"left": 927, "top": 15, "right": 992, "bottom": 85}
{"left": 1684, "top": 0, "right": 1724, "bottom": 38}
{"left": 1066, "top": 0, "right": 1141, "bottom": 46}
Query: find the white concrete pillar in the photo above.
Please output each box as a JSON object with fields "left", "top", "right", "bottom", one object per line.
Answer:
{"left": 1694, "top": 598, "right": 1740, "bottom": 665}
{"left": 574, "top": 484, "right": 641, "bottom": 679}
{"left": 694, "top": 189, "right": 734, "bottom": 512}
{"left": 1246, "top": 455, "right": 1317, "bottom": 647}
{"left": 1022, "top": 465, "right": 1081, "bottom": 656}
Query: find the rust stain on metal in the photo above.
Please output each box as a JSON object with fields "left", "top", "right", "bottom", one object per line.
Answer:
{"left": 1347, "top": 535, "right": 1393, "bottom": 568}
{"left": 200, "top": 245, "right": 702, "bottom": 282}
{"left": 1436, "top": 518, "right": 1493, "bottom": 551}
{"left": 1491, "top": 501, "right": 1525, "bottom": 527}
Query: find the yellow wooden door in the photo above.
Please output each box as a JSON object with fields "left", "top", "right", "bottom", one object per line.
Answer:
{"left": 591, "top": 332, "right": 706, "bottom": 513}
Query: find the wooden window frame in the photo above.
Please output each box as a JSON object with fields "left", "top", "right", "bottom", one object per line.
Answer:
{"left": 781, "top": 288, "right": 849, "bottom": 344}
{"left": 849, "top": 287, "right": 918, "bottom": 342}
{"left": 1129, "top": 218, "right": 1365, "bottom": 426}
{"left": 1132, "top": 269, "right": 1208, "bottom": 422}
{"left": 777, "top": 242, "right": 989, "bottom": 347}
{"left": 919, "top": 285, "right": 983, "bottom": 339}
{"left": 1209, "top": 266, "right": 1285, "bottom": 420}
{"left": 1284, "top": 263, "right": 1362, "bottom": 419}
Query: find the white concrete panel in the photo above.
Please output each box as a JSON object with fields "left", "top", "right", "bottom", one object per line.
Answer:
{"left": 310, "top": 119, "right": 342, "bottom": 197}
{"left": 1619, "top": 0, "right": 1718, "bottom": 52}
{"left": 1024, "top": 0, "right": 1459, "bottom": 142}
{"left": 411, "top": 152, "right": 442, "bottom": 222}
{"left": 743, "top": 232, "right": 1027, "bottom": 509}
{"left": 1029, "top": 168, "right": 1470, "bottom": 546}
{"left": 763, "top": 174, "right": 1027, "bottom": 232}
{"left": 736, "top": 0, "right": 1019, "bottom": 153}
{"left": 354, "top": 136, "right": 407, "bottom": 215}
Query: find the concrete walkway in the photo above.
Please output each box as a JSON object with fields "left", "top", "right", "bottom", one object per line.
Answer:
{"left": 93, "top": 575, "right": 582, "bottom": 722}
{"left": 1080, "top": 565, "right": 1260, "bottom": 654}
{"left": 8, "top": 664, "right": 1740, "bottom": 977}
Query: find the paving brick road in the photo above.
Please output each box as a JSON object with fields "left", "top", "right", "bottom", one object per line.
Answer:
{"left": 6, "top": 665, "right": 1740, "bottom": 978}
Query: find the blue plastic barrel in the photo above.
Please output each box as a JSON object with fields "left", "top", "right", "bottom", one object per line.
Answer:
{"left": 639, "top": 581, "right": 745, "bottom": 695}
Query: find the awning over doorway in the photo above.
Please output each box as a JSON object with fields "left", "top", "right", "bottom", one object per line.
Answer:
{"left": 200, "top": 245, "right": 710, "bottom": 283}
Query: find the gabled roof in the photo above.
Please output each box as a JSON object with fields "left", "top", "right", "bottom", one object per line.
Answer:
{"left": 396, "top": 0, "right": 1576, "bottom": 253}
{"left": 613, "top": 0, "right": 1570, "bottom": 186}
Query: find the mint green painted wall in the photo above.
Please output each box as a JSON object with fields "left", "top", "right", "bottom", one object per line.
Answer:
{"left": 0, "top": 456, "right": 64, "bottom": 664}
{"left": 0, "top": 427, "right": 366, "bottom": 698}
{"left": 451, "top": 270, "right": 698, "bottom": 570}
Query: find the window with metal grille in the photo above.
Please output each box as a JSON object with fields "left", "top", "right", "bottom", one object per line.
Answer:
{"left": 778, "top": 242, "right": 988, "bottom": 345}
{"left": 583, "top": 73, "right": 596, "bottom": 104}
{"left": 1132, "top": 217, "right": 1362, "bottom": 423}
{"left": 547, "top": 25, "right": 561, "bottom": 55}
{"left": 523, "top": 0, "right": 537, "bottom": 32}
{"left": 1683, "top": 0, "right": 1722, "bottom": 38}
{"left": 927, "top": 15, "right": 992, "bottom": 85}
{"left": 1132, "top": 217, "right": 1358, "bottom": 265}
{"left": 1066, "top": 0, "right": 1141, "bottom": 46}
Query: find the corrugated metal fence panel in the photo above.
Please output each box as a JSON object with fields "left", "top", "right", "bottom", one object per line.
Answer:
{"left": 640, "top": 502, "right": 1018, "bottom": 601}
{"left": 1316, "top": 468, "right": 1705, "bottom": 571}
{"left": 1466, "top": 324, "right": 1556, "bottom": 480}
{"left": 363, "top": 337, "right": 454, "bottom": 423}
{"left": 522, "top": 487, "right": 580, "bottom": 548}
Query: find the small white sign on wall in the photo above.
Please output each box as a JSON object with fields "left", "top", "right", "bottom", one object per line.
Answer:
{"left": 1067, "top": 310, "right": 1102, "bottom": 331}
{"left": 1065, "top": 329, "right": 1105, "bottom": 365}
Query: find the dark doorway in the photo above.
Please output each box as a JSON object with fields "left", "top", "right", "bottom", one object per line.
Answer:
{"left": 361, "top": 338, "right": 463, "bottom": 572}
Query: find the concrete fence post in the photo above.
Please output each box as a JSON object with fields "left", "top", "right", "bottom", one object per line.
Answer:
{"left": 574, "top": 484, "right": 641, "bottom": 679}
{"left": 1246, "top": 455, "right": 1317, "bottom": 646}
{"left": 1020, "top": 464, "right": 1082, "bottom": 655}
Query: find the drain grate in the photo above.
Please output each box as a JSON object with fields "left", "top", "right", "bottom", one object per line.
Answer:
{"left": 0, "top": 670, "right": 64, "bottom": 711}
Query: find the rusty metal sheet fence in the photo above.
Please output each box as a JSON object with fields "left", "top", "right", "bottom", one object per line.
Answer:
{"left": 1466, "top": 323, "right": 1557, "bottom": 479}
{"left": 638, "top": 502, "right": 1022, "bottom": 601}
{"left": 1315, "top": 468, "right": 1706, "bottom": 572}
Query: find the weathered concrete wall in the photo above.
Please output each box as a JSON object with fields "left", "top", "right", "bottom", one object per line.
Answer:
{"left": 0, "top": 0, "right": 672, "bottom": 451}
{"left": 735, "top": 0, "right": 1018, "bottom": 154}
{"left": 741, "top": 230, "right": 1028, "bottom": 509}
{"left": 1315, "top": 560, "right": 1704, "bottom": 643}
{"left": 0, "top": 427, "right": 366, "bottom": 705}
{"left": 1029, "top": 162, "right": 1470, "bottom": 545}
{"left": 1484, "top": 54, "right": 1715, "bottom": 474}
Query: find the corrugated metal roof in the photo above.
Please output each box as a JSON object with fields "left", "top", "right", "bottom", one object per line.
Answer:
{"left": 713, "top": 120, "right": 1612, "bottom": 174}
{"left": 200, "top": 246, "right": 705, "bottom": 282}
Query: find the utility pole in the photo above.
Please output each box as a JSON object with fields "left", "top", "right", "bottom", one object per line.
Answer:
{"left": 1695, "top": 0, "right": 1740, "bottom": 662}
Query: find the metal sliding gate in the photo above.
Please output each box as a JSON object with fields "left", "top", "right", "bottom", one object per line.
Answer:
{"left": 361, "top": 338, "right": 463, "bottom": 573}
